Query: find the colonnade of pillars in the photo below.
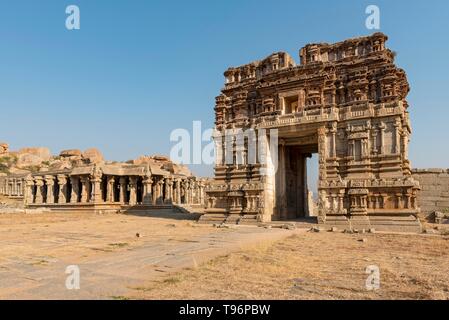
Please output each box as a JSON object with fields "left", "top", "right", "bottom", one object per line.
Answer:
{"left": 25, "top": 174, "right": 205, "bottom": 206}
{"left": 0, "top": 177, "right": 25, "bottom": 197}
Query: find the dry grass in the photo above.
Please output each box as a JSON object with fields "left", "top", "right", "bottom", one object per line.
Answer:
{"left": 0, "top": 212, "right": 214, "bottom": 267}
{"left": 129, "top": 231, "right": 449, "bottom": 300}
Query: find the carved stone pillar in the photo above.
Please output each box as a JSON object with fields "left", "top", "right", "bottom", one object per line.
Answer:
{"left": 45, "top": 176, "right": 55, "bottom": 204}
{"left": 80, "top": 176, "right": 90, "bottom": 203}
{"left": 379, "top": 122, "right": 386, "bottom": 154}
{"left": 338, "top": 193, "right": 344, "bottom": 213}
{"left": 401, "top": 128, "right": 410, "bottom": 161}
{"left": 25, "top": 176, "right": 35, "bottom": 205}
{"left": 90, "top": 176, "right": 102, "bottom": 203}
{"left": 192, "top": 181, "right": 196, "bottom": 204}
{"left": 405, "top": 193, "right": 411, "bottom": 209}
{"left": 129, "top": 177, "right": 138, "bottom": 206}
{"left": 164, "top": 178, "right": 173, "bottom": 204}
{"left": 381, "top": 194, "right": 388, "bottom": 209}
{"left": 198, "top": 180, "right": 204, "bottom": 205}
{"left": 330, "top": 124, "right": 337, "bottom": 158}
{"left": 70, "top": 176, "right": 79, "bottom": 203}
{"left": 34, "top": 177, "right": 44, "bottom": 204}
{"left": 156, "top": 178, "right": 164, "bottom": 204}
{"left": 174, "top": 179, "right": 181, "bottom": 204}
{"left": 118, "top": 177, "right": 127, "bottom": 204}
{"left": 57, "top": 175, "right": 68, "bottom": 204}
{"left": 185, "top": 181, "right": 191, "bottom": 204}
{"left": 396, "top": 193, "right": 403, "bottom": 209}
{"left": 394, "top": 120, "right": 401, "bottom": 154}
{"left": 107, "top": 176, "right": 115, "bottom": 202}
{"left": 142, "top": 176, "right": 153, "bottom": 205}
{"left": 372, "top": 127, "right": 378, "bottom": 154}
{"left": 179, "top": 180, "right": 185, "bottom": 204}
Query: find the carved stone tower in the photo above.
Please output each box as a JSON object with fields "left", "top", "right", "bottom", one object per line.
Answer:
{"left": 203, "top": 33, "right": 421, "bottom": 232}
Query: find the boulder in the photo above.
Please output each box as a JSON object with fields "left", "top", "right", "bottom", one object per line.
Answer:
{"left": 59, "top": 149, "right": 82, "bottom": 158}
{"left": 48, "top": 159, "right": 72, "bottom": 170}
{"left": 82, "top": 148, "right": 104, "bottom": 164}
{"left": 18, "top": 147, "right": 51, "bottom": 161}
{"left": 0, "top": 142, "right": 9, "bottom": 154}
{"left": 16, "top": 153, "right": 46, "bottom": 168}
{"left": 10, "top": 147, "right": 51, "bottom": 169}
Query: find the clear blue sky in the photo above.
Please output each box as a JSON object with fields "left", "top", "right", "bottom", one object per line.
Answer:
{"left": 1, "top": 0, "right": 448, "bottom": 180}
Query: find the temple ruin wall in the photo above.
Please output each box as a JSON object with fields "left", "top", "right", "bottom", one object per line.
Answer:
{"left": 412, "top": 169, "right": 449, "bottom": 217}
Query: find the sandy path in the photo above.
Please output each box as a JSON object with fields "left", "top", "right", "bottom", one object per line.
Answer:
{"left": 0, "top": 212, "right": 298, "bottom": 299}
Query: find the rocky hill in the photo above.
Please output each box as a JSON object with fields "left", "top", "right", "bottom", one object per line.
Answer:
{"left": 0, "top": 142, "right": 192, "bottom": 177}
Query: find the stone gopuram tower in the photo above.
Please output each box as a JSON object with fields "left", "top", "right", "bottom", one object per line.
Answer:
{"left": 203, "top": 33, "right": 421, "bottom": 232}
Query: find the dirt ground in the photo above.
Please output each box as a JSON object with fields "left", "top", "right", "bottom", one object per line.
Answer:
{"left": 0, "top": 211, "right": 295, "bottom": 299}
{"left": 0, "top": 211, "right": 448, "bottom": 300}
{"left": 129, "top": 231, "right": 449, "bottom": 300}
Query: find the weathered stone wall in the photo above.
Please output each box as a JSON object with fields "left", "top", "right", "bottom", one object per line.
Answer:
{"left": 412, "top": 169, "right": 449, "bottom": 217}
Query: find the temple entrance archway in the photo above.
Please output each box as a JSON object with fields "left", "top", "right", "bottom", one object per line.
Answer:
{"left": 274, "top": 134, "right": 319, "bottom": 221}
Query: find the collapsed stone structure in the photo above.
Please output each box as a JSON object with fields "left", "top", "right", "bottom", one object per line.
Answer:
{"left": 204, "top": 33, "right": 422, "bottom": 231}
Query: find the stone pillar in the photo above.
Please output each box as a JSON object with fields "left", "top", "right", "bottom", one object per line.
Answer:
{"left": 57, "top": 175, "right": 68, "bottom": 204}
{"left": 402, "top": 131, "right": 409, "bottom": 159}
{"left": 25, "top": 177, "right": 35, "bottom": 205}
{"left": 152, "top": 180, "right": 157, "bottom": 205}
{"left": 155, "top": 178, "right": 164, "bottom": 204}
{"left": 129, "top": 177, "right": 137, "bottom": 206}
{"left": 394, "top": 120, "right": 401, "bottom": 154}
{"left": 119, "top": 177, "right": 127, "bottom": 204}
{"left": 142, "top": 176, "right": 153, "bottom": 205}
{"left": 90, "top": 175, "right": 102, "bottom": 203}
{"left": 379, "top": 122, "right": 386, "bottom": 154}
{"left": 107, "top": 176, "right": 115, "bottom": 202}
{"left": 34, "top": 177, "right": 44, "bottom": 204}
{"left": 374, "top": 194, "right": 380, "bottom": 209}
{"left": 396, "top": 193, "right": 403, "bottom": 209}
{"left": 198, "top": 180, "right": 204, "bottom": 205}
{"left": 338, "top": 192, "right": 344, "bottom": 213}
{"left": 191, "top": 180, "right": 198, "bottom": 204}
{"left": 331, "top": 124, "right": 337, "bottom": 158}
{"left": 372, "top": 127, "right": 378, "bottom": 154}
{"left": 172, "top": 179, "right": 178, "bottom": 204}
{"left": 70, "top": 176, "right": 79, "bottom": 203}
{"left": 174, "top": 179, "right": 181, "bottom": 204}
{"left": 164, "top": 178, "right": 173, "bottom": 204}
{"left": 45, "top": 176, "right": 55, "bottom": 204}
{"left": 184, "top": 180, "right": 190, "bottom": 204}
{"left": 80, "top": 176, "right": 90, "bottom": 203}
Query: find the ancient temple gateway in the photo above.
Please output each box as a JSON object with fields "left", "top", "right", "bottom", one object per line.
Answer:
{"left": 204, "top": 33, "right": 421, "bottom": 232}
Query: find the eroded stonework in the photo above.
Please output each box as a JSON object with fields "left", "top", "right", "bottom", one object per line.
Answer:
{"left": 203, "top": 33, "right": 421, "bottom": 232}
{"left": 0, "top": 147, "right": 207, "bottom": 213}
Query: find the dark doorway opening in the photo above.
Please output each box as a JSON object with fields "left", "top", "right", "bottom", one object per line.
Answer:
{"left": 275, "top": 143, "right": 318, "bottom": 220}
